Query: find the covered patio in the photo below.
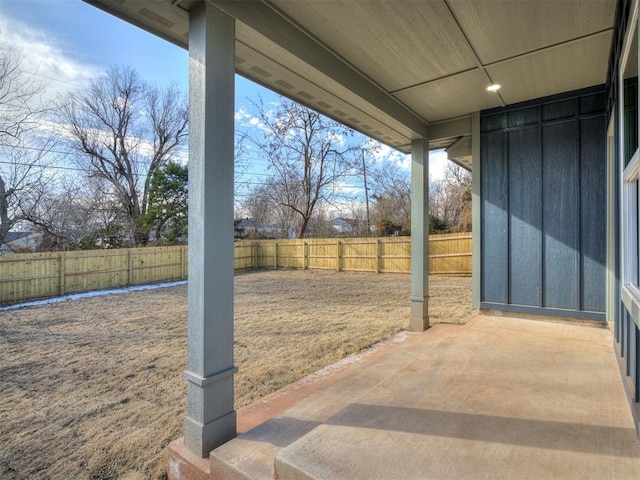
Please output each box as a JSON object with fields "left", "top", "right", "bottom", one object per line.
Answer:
{"left": 169, "top": 313, "right": 640, "bottom": 479}
{"left": 82, "top": 1, "right": 640, "bottom": 478}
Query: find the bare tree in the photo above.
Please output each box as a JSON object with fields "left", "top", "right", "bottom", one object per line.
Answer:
{"left": 0, "top": 36, "right": 59, "bottom": 246}
{"left": 241, "top": 98, "right": 360, "bottom": 238}
{"left": 0, "top": 138, "right": 61, "bottom": 245}
{"left": 0, "top": 40, "right": 43, "bottom": 145}
{"left": 336, "top": 200, "right": 369, "bottom": 237}
{"left": 369, "top": 161, "right": 411, "bottom": 235}
{"left": 369, "top": 160, "right": 472, "bottom": 236}
{"left": 27, "top": 176, "right": 119, "bottom": 250}
{"left": 60, "top": 66, "right": 188, "bottom": 246}
{"left": 242, "top": 177, "right": 302, "bottom": 238}
{"left": 430, "top": 163, "right": 471, "bottom": 232}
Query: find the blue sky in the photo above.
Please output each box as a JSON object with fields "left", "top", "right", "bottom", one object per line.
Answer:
{"left": 0, "top": 0, "right": 448, "bottom": 206}
{"left": 0, "top": 0, "right": 270, "bottom": 103}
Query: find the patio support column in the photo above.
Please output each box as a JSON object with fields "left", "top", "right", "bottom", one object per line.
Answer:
{"left": 184, "top": 3, "right": 237, "bottom": 457}
{"left": 410, "top": 137, "right": 429, "bottom": 331}
{"left": 471, "top": 111, "right": 481, "bottom": 308}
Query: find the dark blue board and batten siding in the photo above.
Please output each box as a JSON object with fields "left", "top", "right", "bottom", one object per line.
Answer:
{"left": 480, "top": 86, "right": 606, "bottom": 321}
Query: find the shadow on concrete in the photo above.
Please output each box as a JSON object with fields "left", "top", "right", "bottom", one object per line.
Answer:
{"left": 238, "top": 416, "right": 322, "bottom": 448}
{"left": 325, "top": 403, "right": 639, "bottom": 457}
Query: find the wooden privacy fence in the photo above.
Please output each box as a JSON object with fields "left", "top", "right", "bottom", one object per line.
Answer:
{"left": 0, "top": 233, "right": 470, "bottom": 305}
{"left": 0, "top": 246, "right": 188, "bottom": 305}
{"left": 254, "top": 233, "right": 471, "bottom": 275}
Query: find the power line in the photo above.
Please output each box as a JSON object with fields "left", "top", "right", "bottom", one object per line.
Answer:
{"left": 0, "top": 142, "right": 188, "bottom": 168}
{"left": 0, "top": 146, "right": 367, "bottom": 192}
{"left": 0, "top": 159, "right": 143, "bottom": 176}
{"left": 0, "top": 160, "right": 291, "bottom": 187}
{"left": 30, "top": 71, "right": 87, "bottom": 90}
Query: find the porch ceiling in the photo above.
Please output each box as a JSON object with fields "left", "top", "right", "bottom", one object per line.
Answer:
{"left": 85, "top": 0, "right": 615, "bottom": 168}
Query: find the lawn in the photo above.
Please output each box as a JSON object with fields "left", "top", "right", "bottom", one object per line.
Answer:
{"left": 0, "top": 270, "right": 472, "bottom": 480}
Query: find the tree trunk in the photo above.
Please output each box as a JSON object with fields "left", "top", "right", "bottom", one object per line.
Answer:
{"left": 298, "top": 215, "right": 310, "bottom": 239}
{"left": 0, "top": 177, "right": 13, "bottom": 246}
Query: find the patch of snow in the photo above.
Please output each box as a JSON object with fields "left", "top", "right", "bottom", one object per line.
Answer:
{"left": 0, "top": 281, "right": 187, "bottom": 311}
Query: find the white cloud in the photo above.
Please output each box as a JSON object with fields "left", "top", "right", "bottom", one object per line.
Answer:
{"left": 333, "top": 181, "right": 363, "bottom": 196}
{"left": 235, "top": 107, "right": 252, "bottom": 122}
{"left": 429, "top": 149, "right": 449, "bottom": 182}
{"left": 326, "top": 131, "right": 345, "bottom": 146}
{"left": 364, "top": 140, "right": 409, "bottom": 170}
{"left": 235, "top": 106, "right": 270, "bottom": 134}
{"left": 363, "top": 138, "right": 450, "bottom": 182}
{"left": 0, "top": 14, "right": 101, "bottom": 102}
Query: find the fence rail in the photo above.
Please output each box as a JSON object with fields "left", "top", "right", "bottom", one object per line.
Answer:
{"left": 0, "top": 233, "right": 471, "bottom": 305}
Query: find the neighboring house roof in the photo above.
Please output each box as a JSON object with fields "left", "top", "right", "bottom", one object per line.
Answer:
{"left": 235, "top": 219, "right": 280, "bottom": 238}
{"left": 3, "top": 232, "right": 32, "bottom": 243}
{"left": 0, "top": 231, "right": 42, "bottom": 253}
{"left": 331, "top": 218, "right": 358, "bottom": 232}
{"left": 235, "top": 218, "right": 259, "bottom": 229}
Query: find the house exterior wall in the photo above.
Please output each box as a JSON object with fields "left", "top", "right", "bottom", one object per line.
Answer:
{"left": 607, "top": 0, "right": 640, "bottom": 412}
{"left": 480, "top": 86, "right": 607, "bottom": 321}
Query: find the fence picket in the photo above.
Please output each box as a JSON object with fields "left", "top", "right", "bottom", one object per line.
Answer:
{"left": 0, "top": 233, "right": 471, "bottom": 305}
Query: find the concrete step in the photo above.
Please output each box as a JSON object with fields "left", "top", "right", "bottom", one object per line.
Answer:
{"left": 209, "top": 323, "right": 465, "bottom": 480}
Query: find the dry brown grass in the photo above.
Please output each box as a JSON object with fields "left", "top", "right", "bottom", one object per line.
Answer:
{"left": 0, "top": 270, "right": 472, "bottom": 480}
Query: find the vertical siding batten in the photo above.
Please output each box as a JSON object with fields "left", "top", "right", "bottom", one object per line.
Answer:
{"left": 481, "top": 131, "right": 509, "bottom": 304}
{"left": 480, "top": 85, "right": 606, "bottom": 320}
{"left": 508, "top": 125, "right": 542, "bottom": 307}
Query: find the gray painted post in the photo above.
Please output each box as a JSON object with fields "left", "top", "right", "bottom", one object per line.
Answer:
{"left": 410, "top": 138, "right": 429, "bottom": 331}
{"left": 471, "top": 112, "right": 481, "bottom": 308}
{"left": 184, "top": 3, "right": 237, "bottom": 457}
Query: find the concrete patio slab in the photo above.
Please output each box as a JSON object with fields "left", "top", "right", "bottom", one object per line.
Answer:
{"left": 209, "top": 315, "right": 640, "bottom": 480}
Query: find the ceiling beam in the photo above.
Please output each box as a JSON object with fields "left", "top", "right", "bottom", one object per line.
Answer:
{"left": 442, "top": 0, "right": 506, "bottom": 107}
{"left": 483, "top": 28, "right": 614, "bottom": 69}
{"left": 210, "top": 0, "right": 431, "bottom": 139}
{"left": 430, "top": 115, "right": 472, "bottom": 141}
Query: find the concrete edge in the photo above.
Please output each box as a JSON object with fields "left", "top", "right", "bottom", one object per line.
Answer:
{"left": 236, "top": 330, "right": 425, "bottom": 434}
{"left": 479, "top": 308, "right": 607, "bottom": 328}
{"left": 167, "top": 438, "right": 210, "bottom": 480}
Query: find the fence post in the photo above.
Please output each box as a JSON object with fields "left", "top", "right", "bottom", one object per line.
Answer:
{"left": 180, "top": 246, "right": 186, "bottom": 279}
{"left": 336, "top": 240, "right": 341, "bottom": 272}
{"left": 254, "top": 242, "right": 259, "bottom": 270}
{"left": 59, "top": 251, "right": 66, "bottom": 295}
{"left": 376, "top": 238, "right": 381, "bottom": 273}
{"left": 303, "top": 241, "right": 308, "bottom": 269}
{"left": 128, "top": 248, "right": 134, "bottom": 285}
{"left": 274, "top": 243, "right": 278, "bottom": 269}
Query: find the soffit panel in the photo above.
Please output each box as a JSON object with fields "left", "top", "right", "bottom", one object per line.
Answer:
{"left": 235, "top": 41, "right": 413, "bottom": 149}
{"left": 393, "top": 69, "right": 502, "bottom": 122}
{"left": 86, "top": 0, "right": 615, "bottom": 154}
{"left": 448, "top": 0, "right": 616, "bottom": 65}
{"left": 271, "top": 0, "right": 478, "bottom": 92}
{"left": 85, "top": 0, "right": 190, "bottom": 47}
{"left": 236, "top": 23, "right": 421, "bottom": 141}
{"left": 486, "top": 32, "right": 612, "bottom": 106}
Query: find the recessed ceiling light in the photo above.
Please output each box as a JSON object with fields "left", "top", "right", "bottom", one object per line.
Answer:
{"left": 486, "top": 84, "right": 501, "bottom": 92}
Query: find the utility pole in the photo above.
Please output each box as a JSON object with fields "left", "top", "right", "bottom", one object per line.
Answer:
{"left": 362, "top": 149, "right": 371, "bottom": 235}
